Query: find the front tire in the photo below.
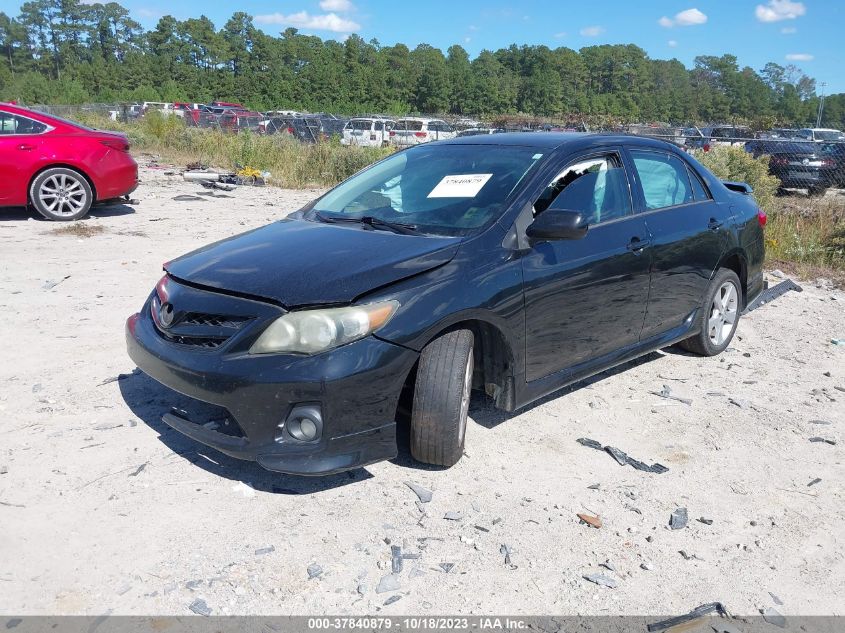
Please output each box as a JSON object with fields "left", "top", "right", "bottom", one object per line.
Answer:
{"left": 29, "top": 167, "right": 93, "bottom": 221}
{"left": 410, "top": 329, "right": 474, "bottom": 467}
{"left": 679, "top": 269, "right": 741, "bottom": 356}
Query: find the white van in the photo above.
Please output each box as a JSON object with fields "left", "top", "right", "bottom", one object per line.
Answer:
{"left": 389, "top": 118, "right": 456, "bottom": 146}
{"left": 341, "top": 117, "right": 395, "bottom": 147}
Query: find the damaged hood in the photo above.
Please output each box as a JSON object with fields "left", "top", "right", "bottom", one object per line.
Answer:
{"left": 164, "top": 218, "right": 461, "bottom": 307}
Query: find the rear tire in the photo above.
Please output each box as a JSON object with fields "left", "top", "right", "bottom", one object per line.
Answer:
{"left": 410, "top": 329, "right": 474, "bottom": 467}
{"left": 29, "top": 167, "right": 93, "bottom": 221}
{"left": 679, "top": 269, "right": 741, "bottom": 356}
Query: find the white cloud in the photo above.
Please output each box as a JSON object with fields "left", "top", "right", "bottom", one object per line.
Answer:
{"left": 580, "top": 25, "right": 604, "bottom": 37}
{"left": 781, "top": 26, "right": 797, "bottom": 33}
{"left": 469, "top": 24, "right": 479, "bottom": 31}
{"left": 659, "top": 8, "right": 708, "bottom": 27}
{"left": 136, "top": 8, "right": 160, "bottom": 19}
{"left": 668, "top": 40, "right": 678, "bottom": 47}
{"left": 464, "top": 37, "right": 471, "bottom": 43}
{"left": 254, "top": 11, "right": 360, "bottom": 32}
{"left": 319, "top": 0, "right": 354, "bottom": 11}
{"left": 553, "top": 31, "right": 567, "bottom": 39}
{"left": 756, "top": 0, "right": 806, "bottom": 22}
{"left": 785, "top": 53, "right": 813, "bottom": 61}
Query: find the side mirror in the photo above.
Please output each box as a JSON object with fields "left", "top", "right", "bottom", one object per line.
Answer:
{"left": 526, "top": 208, "right": 589, "bottom": 241}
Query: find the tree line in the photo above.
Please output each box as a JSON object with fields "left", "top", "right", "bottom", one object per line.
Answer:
{"left": 2, "top": 0, "right": 844, "bottom": 129}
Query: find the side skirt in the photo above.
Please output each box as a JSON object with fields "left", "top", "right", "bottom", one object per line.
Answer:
{"left": 514, "top": 310, "right": 698, "bottom": 410}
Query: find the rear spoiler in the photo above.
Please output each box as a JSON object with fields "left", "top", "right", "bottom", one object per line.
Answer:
{"left": 722, "top": 180, "right": 753, "bottom": 195}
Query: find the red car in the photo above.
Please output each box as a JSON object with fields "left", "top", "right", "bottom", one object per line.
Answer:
{"left": 0, "top": 103, "right": 138, "bottom": 221}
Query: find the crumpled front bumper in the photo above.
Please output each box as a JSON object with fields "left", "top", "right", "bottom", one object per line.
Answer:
{"left": 125, "top": 287, "right": 419, "bottom": 476}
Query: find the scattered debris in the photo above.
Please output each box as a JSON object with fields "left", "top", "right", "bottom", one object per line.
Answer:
{"left": 647, "top": 603, "right": 730, "bottom": 632}
{"left": 576, "top": 513, "right": 602, "bottom": 529}
{"left": 376, "top": 574, "right": 400, "bottom": 593}
{"left": 254, "top": 545, "right": 275, "bottom": 556}
{"left": 761, "top": 607, "right": 786, "bottom": 628}
{"left": 771, "top": 269, "right": 786, "bottom": 279}
{"left": 809, "top": 437, "right": 836, "bottom": 445}
{"left": 651, "top": 384, "right": 693, "bottom": 406}
{"left": 404, "top": 481, "right": 433, "bottom": 503}
{"left": 231, "top": 482, "right": 256, "bottom": 498}
{"left": 670, "top": 507, "right": 688, "bottom": 530}
{"left": 583, "top": 573, "right": 618, "bottom": 589}
{"left": 808, "top": 419, "right": 832, "bottom": 425}
{"left": 679, "top": 550, "right": 702, "bottom": 561}
{"left": 587, "top": 483, "right": 601, "bottom": 490}
{"left": 576, "top": 437, "right": 668, "bottom": 474}
{"left": 808, "top": 478, "right": 821, "bottom": 487}
{"left": 383, "top": 595, "right": 402, "bottom": 606}
{"left": 188, "top": 598, "right": 211, "bottom": 616}
{"left": 769, "top": 592, "right": 784, "bottom": 606}
{"left": 743, "top": 279, "right": 802, "bottom": 314}
{"left": 697, "top": 517, "right": 714, "bottom": 525}
{"left": 640, "top": 562, "right": 654, "bottom": 571}
{"left": 391, "top": 545, "right": 403, "bottom": 573}
{"left": 307, "top": 564, "right": 323, "bottom": 579}
{"left": 443, "top": 511, "right": 463, "bottom": 521}
{"left": 42, "top": 275, "right": 71, "bottom": 290}
{"left": 0, "top": 465, "right": 7, "bottom": 475}
{"left": 500, "top": 544, "right": 515, "bottom": 568}
{"left": 474, "top": 525, "right": 490, "bottom": 533}
{"left": 127, "top": 463, "right": 147, "bottom": 477}
{"left": 93, "top": 423, "right": 123, "bottom": 431}
{"left": 438, "top": 563, "right": 455, "bottom": 573}
{"left": 599, "top": 560, "right": 616, "bottom": 572}
{"left": 97, "top": 373, "right": 133, "bottom": 386}
{"left": 172, "top": 194, "right": 204, "bottom": 202}
{"left": 831, "top": 339, "right": 844, "bottom": 346}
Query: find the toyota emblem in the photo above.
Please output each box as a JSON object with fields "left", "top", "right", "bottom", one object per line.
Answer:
{"left": 159, "top": 302, "right": 175, "bottom": 328}
{"left": 802, "top": 158, "right": 810, "bottom": 165}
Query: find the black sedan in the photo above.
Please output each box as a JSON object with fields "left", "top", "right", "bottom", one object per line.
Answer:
{"left": 747, "top": 140, "right": 845, "bottom": 195}
{"left": 126, "top": 134, "right": 766, "bottom": 475}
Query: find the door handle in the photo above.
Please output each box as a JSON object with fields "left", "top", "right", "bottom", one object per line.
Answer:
{"left": 17, "top": 143, "right": 35, "bottom": 151}
{"left": 627, "top": 237, "right": 651, "bottom": 252}
{"left": 708, "top": 218, "right": 724, "bottom": 231}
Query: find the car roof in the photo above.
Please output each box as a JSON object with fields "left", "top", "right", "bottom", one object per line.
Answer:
{"left": 437, "top": 132, "right": 682, "bottom": 152}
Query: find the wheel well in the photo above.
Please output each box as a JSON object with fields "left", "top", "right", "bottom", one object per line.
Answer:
{"left": 719, "top": 253, "right": 747, "bottom": 307}
{"left": 28, "top": 164, "right": 97, "bottom": 203}
{"left": 399, "top": 320, "right": 517, "bottom": 416}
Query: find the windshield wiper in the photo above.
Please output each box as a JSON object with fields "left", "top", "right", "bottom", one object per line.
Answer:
{"left": 314, "top": 212, "right": 421, "bottom": 235}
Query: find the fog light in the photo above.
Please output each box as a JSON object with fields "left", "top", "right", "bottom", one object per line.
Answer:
{"left": 281, "top": 404, "right": 323, "bottom": 442}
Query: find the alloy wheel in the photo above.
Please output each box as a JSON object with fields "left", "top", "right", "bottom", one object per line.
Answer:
{"left": 38, "top": 173, "right": 88, "bottom": 218}
{"left": 708, "top": 281, "right": 738, "bottom": 346}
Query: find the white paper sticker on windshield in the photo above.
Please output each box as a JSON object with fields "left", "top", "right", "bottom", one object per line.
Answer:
{"left": 427, "top": 173, "right": 492, "bottom": 198}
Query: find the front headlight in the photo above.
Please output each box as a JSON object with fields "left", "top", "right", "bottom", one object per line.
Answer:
{"left": 249, "top": 300, "right": 399, "bottom": 355}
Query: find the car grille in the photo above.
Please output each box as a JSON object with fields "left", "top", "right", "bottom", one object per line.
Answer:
{"left": 181, "top": 312, "right": 251, "bottom": 328}
{"left": 151, "top": 292, "right": 254, "bottom": 350}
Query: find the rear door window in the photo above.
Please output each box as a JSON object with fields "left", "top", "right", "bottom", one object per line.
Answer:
{"left": 630, "top": 150, "right": 694, "bottom": 210}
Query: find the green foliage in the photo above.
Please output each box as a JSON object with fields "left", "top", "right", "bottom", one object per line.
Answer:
{"left": 1, "top": 2, "right": 841, "bottom": 126}
{"left": 695, "top": 146, "right": 780, "bottom": 212}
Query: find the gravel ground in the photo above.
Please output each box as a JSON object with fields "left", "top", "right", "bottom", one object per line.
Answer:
{"left": 0, "top": 165, "right": 843, "bottom": 616}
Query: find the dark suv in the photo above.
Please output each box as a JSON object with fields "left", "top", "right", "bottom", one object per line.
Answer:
{"left": 126, "top": 134, "right": 766, "bottom": 476}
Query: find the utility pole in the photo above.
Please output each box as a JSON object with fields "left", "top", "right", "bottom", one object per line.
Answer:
{"left": 816, "top": 81, "right": 827, "bottom": 127}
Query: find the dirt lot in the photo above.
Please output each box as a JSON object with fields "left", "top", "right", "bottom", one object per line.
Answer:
{"left": 1, "top": 165, "right": 843, "bottom": 617}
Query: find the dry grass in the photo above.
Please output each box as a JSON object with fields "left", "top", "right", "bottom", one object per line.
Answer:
{"left": 49, "top": 223, "right": 108, "bottom": 238}
{"left": 74, "top": 112, "right": 393, "bottom": 189}
{"left": 766, "top": 193, "right": 845, "bottom": 280}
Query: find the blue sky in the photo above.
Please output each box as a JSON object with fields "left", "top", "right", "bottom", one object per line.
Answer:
{"left": 9, "top": 0, "right": 842, "bottom": 93}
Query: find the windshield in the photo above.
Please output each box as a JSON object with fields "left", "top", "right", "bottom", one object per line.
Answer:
{"left": 815, "top": 130, "right": 842, "bottom": 141}
{"left": 308, "top": 144, "right": 545, "bottom": 236}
